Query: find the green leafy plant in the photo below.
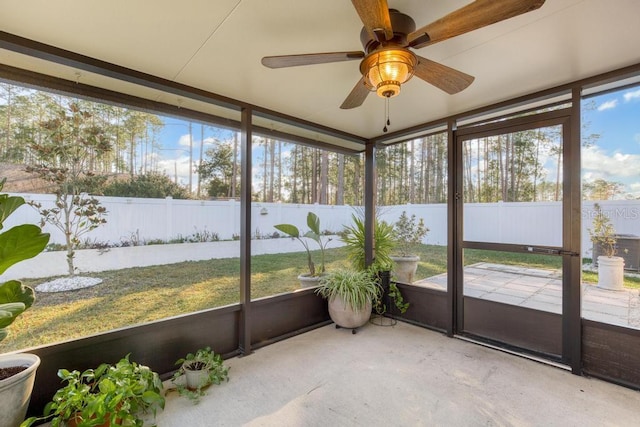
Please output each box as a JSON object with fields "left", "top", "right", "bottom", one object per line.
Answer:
{"left": 0, "top": 178, "right": 50, "bottom": 342}
{"left": 588, "top": 203, "right": 618, "bottom": 257}
{"left": 372, "top": 280, "right": 410, "bottom": 317}
{"left": 393, "top": 211, "right": 429, "bottom": 257}
{"left": 388, "top": 283, "right": 409, "bottom": 314}
{"left": 21, "top": 355, "right": 165, "bottom": 427}
{"left": 171, "top": 346, "right": 229, "bottom": 403}
{"left": 315, "top": 269, "right": 380, "bottom": 311}
{"left": 275, "top": 212, "right": 331, "bottom": 276}
{"left": 342, "top": 213, "right": 395, "bottom": 272}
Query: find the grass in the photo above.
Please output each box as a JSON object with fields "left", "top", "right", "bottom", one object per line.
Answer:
{"left": 1, "top": 245, "right": 638, "bottom": 353}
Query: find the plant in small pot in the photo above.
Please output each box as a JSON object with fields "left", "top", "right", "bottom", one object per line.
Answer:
{"left": 275, "top": 212, "right": 331, "bottom": 288}
{"left": 390, "top": 211, "right": 429, "bottom": 284}
{"left": 315, "top": 269, "right": 380, "bottom": 333}
{"left": 588, "top": 203, "right": 624, "bottom": 291}
{"left": 341, "top": 213, "right": 409, "bottom": 323}
{"left": 0, "top": 178, "right": 50, "bottom": 427}
{"left": 21, "top": 354, "right": 165, "bottom": 427}
{"left": 170, "top": 346, "right": 229, "bottom": 403}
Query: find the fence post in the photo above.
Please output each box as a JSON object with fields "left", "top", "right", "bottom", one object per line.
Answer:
{"left": 165, "top": 196, "right": 173, "bottom": 242}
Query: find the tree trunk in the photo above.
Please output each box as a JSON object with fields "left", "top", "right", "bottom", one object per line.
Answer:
{"left": 262, "top": 138, "right": 268, "bottom": 202}
{"left": 231, "top": 132, "right": 238, "bottom": 198}
{"left": 311, "top": 149, "right": 318, "bottom": 203}
{"left": 319, "top": 150, "right": 328, "bottom": 204}
{"left": 277, "top": 140, "right": 283, "bottom": 202}
{"left": 336, "top": 153, "right": 344, "bottom": 205}
{"left": 409, "top": 139, "right": 415, "bottom": 203}
{"left": 268, "top": 139, "right": 275, "bottom": 202}
{"left": 62, "top": 194, "right": 76, "bottom": 276}
{"left": 198, "top": 124, "right": 204, "bottom": 197}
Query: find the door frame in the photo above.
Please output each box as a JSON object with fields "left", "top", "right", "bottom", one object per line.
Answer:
{"left": 449, "top": 106, "right": 582, "bottom": 371}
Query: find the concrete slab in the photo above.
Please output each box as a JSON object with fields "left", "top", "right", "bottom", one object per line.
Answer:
{"left": 157, "top": 322, "right": 640, "bottom": 427}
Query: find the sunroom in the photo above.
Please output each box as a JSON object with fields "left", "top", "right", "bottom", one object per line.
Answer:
{"left": 1, "top": 0, "right": 640, "bottom": 425}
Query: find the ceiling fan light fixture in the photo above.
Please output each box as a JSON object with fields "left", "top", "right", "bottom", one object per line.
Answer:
{"left": 360, "top": 48, "right": 417, "bottom": 98}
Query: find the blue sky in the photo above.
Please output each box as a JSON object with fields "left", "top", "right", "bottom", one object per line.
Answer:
{"left": 583, "top": 86, "right": 640, "bottom": 198}
{"left": 154, "top": 117, "right": 235, "bottom": 190}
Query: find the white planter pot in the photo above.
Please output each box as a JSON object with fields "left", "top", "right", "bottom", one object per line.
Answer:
{"left": 328, "top": 295, "right": 371, "bottom": 329}
{"left": 597, "top": 256, "right": 625, "bottom": 291}
{"left": 184, "top": 368, "right": 209, "bottom": 390}
{"left": 0, "top": 353, "right": 40, "bottom": 427}
{"left": 391, "top": 255, "right": 420, "bottom": 284}
{"left": 298, "top": 274, "right": 322, "bottom": 289}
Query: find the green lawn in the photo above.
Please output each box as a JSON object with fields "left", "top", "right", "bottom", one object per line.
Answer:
{"left": 1, "top": 245, "right": 638, "bottom": 353}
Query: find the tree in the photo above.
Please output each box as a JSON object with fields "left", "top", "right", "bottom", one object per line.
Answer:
{"left": 198, "top": 141, "right": 235, "bottom": 198}
{"left": 583, "top": 179, "right": 623, "bottom": 200}
{"left": 26, "top": 102, "right": 109, "bottom": 276}
{"left": 102, "top": 172, "right": 190, "bottom": 199}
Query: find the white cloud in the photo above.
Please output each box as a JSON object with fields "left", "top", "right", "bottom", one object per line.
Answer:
{"left": 597, "top": 99, "right": 618, "bottom": 111}
{"left": 623, "top": 88, "right": 640, "bottom": 102}
{"left": 582, "top": 145, "right": 640, "bottom": 178}
{"left": 177, "top": 134, "right": 192, "bottom": 148}
{"left": 156, "top": 156, "right": 194, "bottom": 190}
{"left": 587, "top": 141, "right": 640, "bottom": 200}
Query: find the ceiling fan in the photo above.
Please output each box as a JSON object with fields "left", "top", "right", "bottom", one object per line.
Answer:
{"left": 262, "top": 0, "right": 545, "bottom": 110}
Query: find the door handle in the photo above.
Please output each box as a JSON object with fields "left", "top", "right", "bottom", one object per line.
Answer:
{"left": 525, "top": 246, "right": 579, "bottom": 257}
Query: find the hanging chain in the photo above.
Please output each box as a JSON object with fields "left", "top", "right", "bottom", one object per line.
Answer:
{"left": 383, "top": 96, "right": 391, "bottom": 133}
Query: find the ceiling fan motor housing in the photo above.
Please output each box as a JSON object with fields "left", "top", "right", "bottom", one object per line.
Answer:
{"left": 358, "top": 9, "right": 418, "bottom": 98}
{"left": 359, "top": 9, "right": 416, "bottom": 52}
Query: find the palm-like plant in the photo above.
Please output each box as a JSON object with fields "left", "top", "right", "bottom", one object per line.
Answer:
{"left": 341, "top": 214, "right": 395, "bottom": 272}
{"left": 274, "top": 212, "right": 331, "bottom": 276}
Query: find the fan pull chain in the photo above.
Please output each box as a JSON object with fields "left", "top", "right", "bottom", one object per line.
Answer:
{"left": 383, "top": 96, "right": 391, "bottom": 133}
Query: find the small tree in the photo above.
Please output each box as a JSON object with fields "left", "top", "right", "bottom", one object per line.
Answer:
{"left": 588, "top": 203, "right": 617, "bottom": 257}
{"left": 27, "top": 102, "right": 110, "bottom": 276}
{"left": 393, "top": 211, "right": 429, "bottom": 257}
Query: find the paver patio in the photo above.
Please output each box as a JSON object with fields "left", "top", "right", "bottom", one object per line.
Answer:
{"left": 415, "top": 263, "right": 640, "bottom": 330}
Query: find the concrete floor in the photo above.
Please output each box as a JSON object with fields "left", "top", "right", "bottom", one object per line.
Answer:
{"left": 157, "top": 322, "right": 639, "bottom": 427}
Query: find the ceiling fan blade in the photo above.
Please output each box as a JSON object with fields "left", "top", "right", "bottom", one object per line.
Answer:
{"left": 408, "top": 0, "right": 545, "bottom": 49}
{"left": 413, "top": 56, "right": 474, "bottom": 95}
{"left": 340, "top": 76, "right": 371, "bottom": 109}
{"left": 351, "top": 0, "right": 393, "bottom": 42}
{"left": 262, "top": 51, "right": 365, "bottom": 68}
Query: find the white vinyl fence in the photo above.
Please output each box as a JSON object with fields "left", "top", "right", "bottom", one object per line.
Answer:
{"left": 6, "top": 194, "right": 640, "bottom": 258}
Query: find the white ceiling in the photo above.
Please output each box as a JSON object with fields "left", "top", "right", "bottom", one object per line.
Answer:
{"left": 1, "top": 0, "right": 640, "bottom": 144}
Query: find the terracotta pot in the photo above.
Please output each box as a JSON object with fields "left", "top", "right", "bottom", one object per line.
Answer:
{"left": 0, "top": 353, "right": 40, "bottom": 427}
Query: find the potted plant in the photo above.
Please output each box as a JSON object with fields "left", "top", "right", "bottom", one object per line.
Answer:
{"left": 170, "top": 346, "right": 229, "bottom": 403}
{"left": 275, "top": 212, "right": 331, "bottom": 288}
{"left": 0, "top": 178, "right": 50, "bottom": 427}
{"left": 341, "top": 213, "right": 409, "bottom": 321}
{"left": 588, "top": 203, "right": 624, "bottom": 290}
{"left": 315, "top": 269, "right": 380, "bottom": 333}
{"left": 342, "top": 213, "right": 395, "bottom": 273}
{"left": 390, "top": 211, "right": 429, "bottom": 284}
{"left": 22, "top": 355, "right": 165, "bottom": 427}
